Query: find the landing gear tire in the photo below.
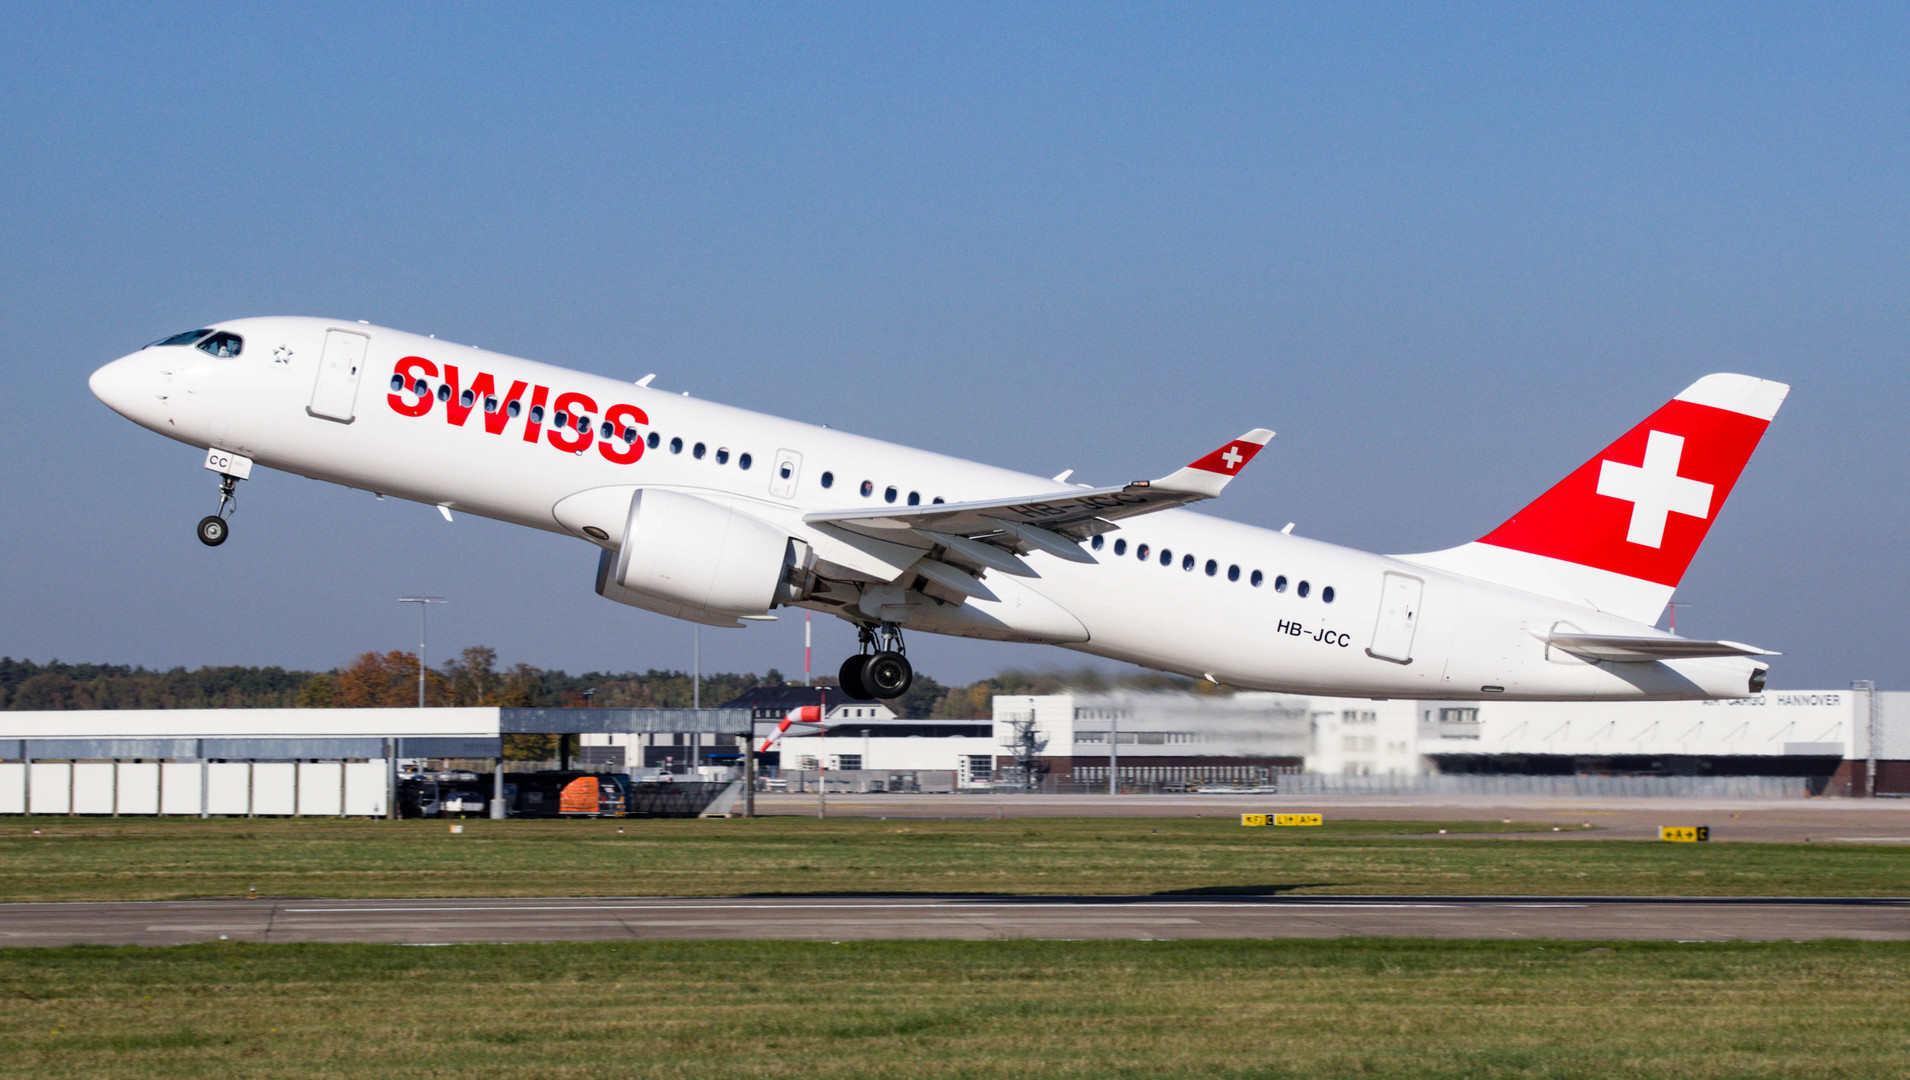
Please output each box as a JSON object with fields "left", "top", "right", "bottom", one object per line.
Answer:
{"left": 838, "top": 654, "right": 873, "bottom": 701}
{"left": 196, "top": 515, "right": 229, "bottom": 547}
{"left": 863, "top": 651, "right": 913, "bottom": 700}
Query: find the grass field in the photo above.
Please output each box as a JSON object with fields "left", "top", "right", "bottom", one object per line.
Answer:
{"left": 4, "top": 938, "right": 1908, "bottom": 1078}
{"left": 3, "top": 816, "right": 1906, "bottom": 902}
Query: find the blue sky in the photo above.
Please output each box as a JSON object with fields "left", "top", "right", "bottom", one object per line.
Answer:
{"left": 1, "top": 3, "right": 1904, "bottom": 688}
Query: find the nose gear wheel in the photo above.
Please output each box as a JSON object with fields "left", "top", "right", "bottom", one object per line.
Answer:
{"left": 197, "top": 473, "right": 241, "bottom": 547}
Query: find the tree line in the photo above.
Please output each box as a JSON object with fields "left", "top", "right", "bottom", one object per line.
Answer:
{"left": 0, "top": 649, "right": 1215, "bottom": 719}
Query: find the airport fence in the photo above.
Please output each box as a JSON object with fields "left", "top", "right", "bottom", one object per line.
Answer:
{"left": 1010, "top": 773, "right": 1817, "bottom": 799}
{"left": 1267, "top": 772, "right": 1815, "bottom": 799}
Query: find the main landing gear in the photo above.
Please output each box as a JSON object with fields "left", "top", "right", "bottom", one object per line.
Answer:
{"left": 197, "top": 473, "right": 240, "bottom": 547}
{"left": 838, "top": 624, "right": 913, "bottom": 702}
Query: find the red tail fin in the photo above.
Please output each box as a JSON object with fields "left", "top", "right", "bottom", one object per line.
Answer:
{"left": 1479, "top": 374, "right": 1787, "bottom": 587}
{"left": 1402, "top": 374, "right": 1788, "bottom": 623}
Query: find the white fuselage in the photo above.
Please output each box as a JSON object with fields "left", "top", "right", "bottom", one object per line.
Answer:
{"left": 89, "top": 317, "right": 1763, "bottom": 700}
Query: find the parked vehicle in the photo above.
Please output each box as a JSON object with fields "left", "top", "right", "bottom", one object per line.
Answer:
{"left": 510, "top": 771, "right": 629, "bottom": 817}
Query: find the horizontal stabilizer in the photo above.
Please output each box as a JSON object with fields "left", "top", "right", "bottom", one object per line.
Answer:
{"left": 1547, "top": 633, "right": 1777, "bottom": 663}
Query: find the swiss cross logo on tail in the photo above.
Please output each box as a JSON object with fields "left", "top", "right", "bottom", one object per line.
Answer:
{"left": 1595, "top": 431, "right": 1714, "bottom": 548}
{"left": 1220, "top": 445, "right": 1245, "bottom": 470}
{"left": 1475, "top": 374, "right": 1788, "bottom": 587}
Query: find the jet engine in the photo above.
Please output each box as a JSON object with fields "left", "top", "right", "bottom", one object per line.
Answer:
{"left": 598, "top": 489, "right": 811, "bottom": 618}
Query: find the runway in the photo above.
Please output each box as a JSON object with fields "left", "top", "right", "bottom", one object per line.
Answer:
{"left": 4, "top": 894, "right": 1906, "bottom": 947}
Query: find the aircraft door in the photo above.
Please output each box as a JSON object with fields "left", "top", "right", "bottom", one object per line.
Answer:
{"left": 769, "top": 448, "right": 802, "bottom": 499}
{"left": 308, "top": 328, "right": 369, "bottom": 423}
{"left": 1366, "top": 571, "right": 1423, "bottom": 664}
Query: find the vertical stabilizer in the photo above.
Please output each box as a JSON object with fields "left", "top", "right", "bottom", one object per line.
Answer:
{"left": 1398, "top": 374, "right": 1788, "bottom": 625}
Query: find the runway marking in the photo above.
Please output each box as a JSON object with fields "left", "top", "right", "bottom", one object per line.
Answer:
{"left": 279, "top": 901, "right": 1579, "bottom": 914}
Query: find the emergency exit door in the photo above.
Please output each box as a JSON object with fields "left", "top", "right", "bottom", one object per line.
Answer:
{"left": 1366, "top": 571, "right": 1424, "bottom": 664}
{"left": 308, "top": 328, "right": 369, "bottom": 422}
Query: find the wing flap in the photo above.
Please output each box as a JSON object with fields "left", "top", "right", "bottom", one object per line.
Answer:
{"left": 801, "top": 481, "right": 1183, "bottom": 541}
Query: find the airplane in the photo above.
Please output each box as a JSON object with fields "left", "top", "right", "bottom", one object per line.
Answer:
{"left": 88, "top": 317, "right": 1788, "bottom": 702}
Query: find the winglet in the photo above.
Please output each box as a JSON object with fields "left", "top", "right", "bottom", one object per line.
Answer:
{"left": 1153, "top": 428, "right": 1275, "bottom": 497}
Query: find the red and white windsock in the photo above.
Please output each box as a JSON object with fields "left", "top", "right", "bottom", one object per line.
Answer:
{"left": 758, "top": 705, "right": 824, "bottom": 753}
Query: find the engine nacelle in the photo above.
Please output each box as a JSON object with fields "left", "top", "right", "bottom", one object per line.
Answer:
{"left": 609, "top": 489, "right": 798, "bottom": 616}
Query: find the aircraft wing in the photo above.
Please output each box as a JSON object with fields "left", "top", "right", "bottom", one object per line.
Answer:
{"left": 801, "top": 429, "right": 1273, "bottom": 578}
{"left": 1547, "top": 634, "right": 1778, "bottom": 663}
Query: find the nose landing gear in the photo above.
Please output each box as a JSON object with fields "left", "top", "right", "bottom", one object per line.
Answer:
{"left": 838, "top": 624, "right": 913, "bottom": 701}
{"left": 197, "top": 473, "right": 240, "bottom": 547}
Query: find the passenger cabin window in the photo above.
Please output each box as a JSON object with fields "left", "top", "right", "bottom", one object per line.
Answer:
{"left": 907, "top": 491, "right": 920, "bottom": 506}
{"left": 1159, "top": 549, "right": 1172, "bottom": 566}
{"left": 1297, "top": 580, "right": 1310, "bottom": 598}
{"left": 739, "top": 453, "right": 752, "bottom": 470}
{"left": 1251, "top": 570, "right": 1264, "bottom": 587}
{"left": 821, "top": 471, "right": 835, "bottom": 489}
{"left": 716, "top": 448, "right": 731, "bottom": 465}
{"left": 1113, "top": 539, "right": 1127, "bottom": 555}
{"left": 152, "top": 329, "right": 213, "bottom": 347}
{"left": 1322, "top": 586, "right": 1335, "bottom": 603}
{"left": 693, "top": 442, "right": 706, "bottom": 459}
{"left": 670, "top": 437, "right": 684, "bottom": 454}
{"left": 884, "top": 486, "right": 898, "bottom": 504}
{"left": 196, "top": 332, "right": 243, "bottom": 358}
{"left": 646, "top": 432, "right": 659, "bottom": 448}
{"left": 860, "top": 480, "right": 874, "bottom": 497}
{"left": 1227, "top": 564, "right": 1240, "bottom": 582}
{"left": 1136, "top": 543, "right": 1149, "bottom": 560}
{"left": 529, "top": 404, "right": 545, "bottom": 423}
{"left": 1091, "top": 535, "right": 1104, "bottom": 550}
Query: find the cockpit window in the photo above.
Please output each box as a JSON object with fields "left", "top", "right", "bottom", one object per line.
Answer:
{"left": 151, "top": 329, "right": 213, "bottom": 347}
{"left": 196, "top": 331, "right": 244, "bottom": 358}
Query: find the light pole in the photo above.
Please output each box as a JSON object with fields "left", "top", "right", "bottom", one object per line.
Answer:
{"left": 397, "top": 596, "right": 447, "bottom": 708}
{"left": 699, "top": 623, "right": 706, "bottom": 776}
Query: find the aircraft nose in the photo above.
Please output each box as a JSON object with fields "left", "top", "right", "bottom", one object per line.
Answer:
{"left": 89, "top": 355, "right": 149, "bottom": 418}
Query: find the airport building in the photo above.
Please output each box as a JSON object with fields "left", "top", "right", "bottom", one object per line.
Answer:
{"left": 576, "top": 685, "right": 903, "bottom": 772}
{"left": 0, "top": 706, "right": 751, "bottom": 817}
{"left": 993, "top": 687, "right": 1909, "bottom": 796}
{"left": 2, "top": 687, "right": 1906, "bottom": 813}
